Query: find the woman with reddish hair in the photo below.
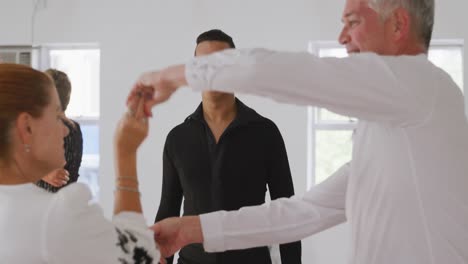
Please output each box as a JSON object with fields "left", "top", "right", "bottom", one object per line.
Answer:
{"left": 0, "top": 64, "right": 159, "bottom": 263}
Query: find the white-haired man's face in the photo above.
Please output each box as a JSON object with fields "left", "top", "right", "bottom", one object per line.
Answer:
{"left": 338, "top": 0, "right": 399, "bottom": 55}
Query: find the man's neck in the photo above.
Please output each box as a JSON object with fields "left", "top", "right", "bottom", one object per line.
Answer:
{"left": 394, "top": 37, "right": 428, "bottom": 55}
{"left": 202, "top": 94, "right": 237, "bottom": 124}
{"left": 398, "top": 44, "right": 427, "bottom": 55}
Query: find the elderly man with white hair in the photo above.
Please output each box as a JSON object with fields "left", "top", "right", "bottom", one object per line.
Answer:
{"left": 130, "top": 0, "right": 468, "bottom": 263}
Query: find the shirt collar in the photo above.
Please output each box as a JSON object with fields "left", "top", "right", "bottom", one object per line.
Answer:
{"left": 186, "top": 98, "right": 261, "bottom": 125}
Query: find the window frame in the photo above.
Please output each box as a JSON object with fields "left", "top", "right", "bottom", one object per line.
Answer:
{"left": 306, "top": 39, "right": 465, "bottom": 189}
{"left": 35, "top": 43, "right": 101, "bottom": 163}
{"left": 34, "top": 44, "right": 101, "bottom": 200}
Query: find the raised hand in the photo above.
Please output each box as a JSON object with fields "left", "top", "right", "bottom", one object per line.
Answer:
{"left": 115, "top": 93, "right": 149, "bottom": 154}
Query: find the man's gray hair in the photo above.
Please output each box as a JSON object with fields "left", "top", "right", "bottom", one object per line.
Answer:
{"left": 368, "top": 0, "right": 435, "bottom": 48}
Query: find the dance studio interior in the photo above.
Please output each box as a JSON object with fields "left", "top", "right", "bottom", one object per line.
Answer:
{"left": 1, "top": 0, "right": 466, "bottom": 263}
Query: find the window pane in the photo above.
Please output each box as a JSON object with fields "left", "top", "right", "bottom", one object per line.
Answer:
{"left": 49, "top": 49, "right": 100, "bottom": 117}
{"left": 318, "top": 109, "right": 357, "bottom": 123}
{"left": 48, "top": 48, "right": 101, "bottom": 202}
{"left": 79, "top": 124, "right": 99, "bottom": 155}
{"left": 428, "top": 47, "right": 464, "bottom": 93}
{"left": 319, "top": 48, "right": 347, "bottom": 58}
{"left": 77, "top": 123, "right": 99, "bottom": 201}
{"left": 315, "top": 130, "right": 353, "bottom": 184}
{"left": 78, "top": 166, "right": 100, "bottom": 202}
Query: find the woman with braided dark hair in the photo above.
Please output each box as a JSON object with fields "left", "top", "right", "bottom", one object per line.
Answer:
{"left": 36, "top": 69, "right": 83, "bottom": 192}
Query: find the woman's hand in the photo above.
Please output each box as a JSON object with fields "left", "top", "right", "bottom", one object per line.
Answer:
{"left": 115, "top": 94, "right": 149, "bottom": 155}
{"left": 42, "top": 168, "right": 69, "bottom": 187}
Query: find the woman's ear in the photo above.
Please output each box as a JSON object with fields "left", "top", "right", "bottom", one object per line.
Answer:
{"left": 15, "top": 112, "right": 34, "bottom": 146}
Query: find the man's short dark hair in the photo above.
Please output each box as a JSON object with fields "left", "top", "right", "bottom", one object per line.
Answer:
{"left": 196, "top": 29, "right": 235, "bottom": 48}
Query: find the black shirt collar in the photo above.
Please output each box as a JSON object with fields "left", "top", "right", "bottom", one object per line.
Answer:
{"left": 186, "top": 98, "right": 261, "bottom": 126}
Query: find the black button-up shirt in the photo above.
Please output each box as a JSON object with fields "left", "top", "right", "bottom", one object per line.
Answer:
{"left": 156, "top": 99, "right": 301, "bottom": 264}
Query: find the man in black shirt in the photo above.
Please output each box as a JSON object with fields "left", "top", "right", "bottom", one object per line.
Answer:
{"left": 155, "top": 29, "right": 301, "bottom": 264}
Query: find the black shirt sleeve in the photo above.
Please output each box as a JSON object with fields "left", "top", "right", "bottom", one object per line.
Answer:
{"left": 265, "top": 121, "right": 302, "bottom": 264}
{"left": 155, "top": 136, "right": 183, "bottom": 264}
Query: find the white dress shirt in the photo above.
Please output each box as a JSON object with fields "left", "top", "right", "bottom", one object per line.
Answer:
{"left": 185, "top": 49, "right": 468, "bottom": 264}
{"left": 0, "top": 183, "right": 159, "bottom": 263}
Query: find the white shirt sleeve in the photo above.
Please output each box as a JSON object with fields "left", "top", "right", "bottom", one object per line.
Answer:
{"left": 186, "top": 49, "right": 437, "bottom": 126}
{"left": 200, "top": 163, "right": 349, "bottom": 252}
{"left": 42, "top": 183, "right": 159, "bottom": 264}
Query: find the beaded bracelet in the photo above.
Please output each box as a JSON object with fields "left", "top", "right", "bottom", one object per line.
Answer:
{"left": 117, "top": 176, "right": 138, "bottom": 182}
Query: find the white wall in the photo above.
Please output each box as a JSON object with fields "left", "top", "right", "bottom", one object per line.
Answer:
{"left": 1, "top": 0, "right": 466, "bottom": 263}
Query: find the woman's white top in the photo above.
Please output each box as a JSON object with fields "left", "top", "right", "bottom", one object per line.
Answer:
{"left": 185, "top": 49, "right": 468, "bottom": 264}
{"left": 0, "top": 183, "right": 159, "bottom": 263}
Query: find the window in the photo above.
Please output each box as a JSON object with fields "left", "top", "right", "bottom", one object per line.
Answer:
{"left": 427, "top": 41, "right": 464, "bottom": 92}
{"left": 0, "top": 46, "right": 33, "bottom": 65}
{"left": 307, "top": 40, "right": 464, "bottom": 188}
{"left": 37, "top": 44, "right": 101, "bottom": 200}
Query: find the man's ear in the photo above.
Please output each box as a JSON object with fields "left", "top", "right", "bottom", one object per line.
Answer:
{"left": 15, "top": 112, "right": 34, "bottom": 145}
{"left": 391, "top": 7, "right": 411, "bottom": 42}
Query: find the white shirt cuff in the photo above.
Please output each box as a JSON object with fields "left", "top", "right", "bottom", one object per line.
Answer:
{"left": 200, "top": 211, "right": 225, "bottom": 252}
{"left": 185, "top": 57, "right": 206, "bottom": 92}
